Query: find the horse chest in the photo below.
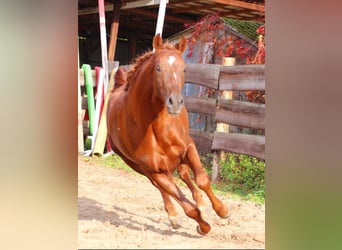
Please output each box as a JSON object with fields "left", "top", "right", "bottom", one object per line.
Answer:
{"left": 134, "top": 121, "right": 188, "bottom": 171}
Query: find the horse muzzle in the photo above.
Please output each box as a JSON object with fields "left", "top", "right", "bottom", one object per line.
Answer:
{"left": 166, "top": 93, "right": 184, "bottom": 115}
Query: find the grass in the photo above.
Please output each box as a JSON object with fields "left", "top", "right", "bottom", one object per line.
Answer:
{"left": 81, "top": 153, "right": 265, "bottom": 204}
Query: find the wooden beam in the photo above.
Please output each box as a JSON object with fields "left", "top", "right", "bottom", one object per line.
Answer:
{"left": 207, "top": 0, "right": 264, "bottom": 12}
{"left": 121, "top": 0, "right": 169, "bottom": 9}
{"left": 171, "top": 3, "right": 223, "bottom": 14}
{"left": 219, "top": 64, "right": 265, "bottom": 91}
{"left": 185, "top": 63, "right": 220, "bottom": 89}
{"left": 79, "top": 3, "right": 114, "bottom": 16}
{"left": 108, "top": 0, "right": 121, "bottom": 61}
{"left": 218, "top": 98, "right": 265, "bottom": 114}
{"left": 171, "top": 4, "right": 261, "bottom": 21}
{"left": 215, "top": 108, "right": 265, "bottom": 130}
{"left": 125, "top": 8, "right": 195, "bottom": 24}
{"left": 184, "top": 96, "right": 217, "bottom": 116}
{"left": 212, "top": 132, "right": 265, "bottom": 160}
{"left": 168, "top": 0, "right": 197, "bottom": 5}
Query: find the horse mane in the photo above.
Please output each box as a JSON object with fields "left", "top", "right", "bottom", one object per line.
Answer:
{"left": 125, "top": 42, "right": 177, "bottom": 90}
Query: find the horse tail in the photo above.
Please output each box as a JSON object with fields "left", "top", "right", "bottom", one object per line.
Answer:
{"left": 113, "top": 67, "right": 128, "bottom": 91}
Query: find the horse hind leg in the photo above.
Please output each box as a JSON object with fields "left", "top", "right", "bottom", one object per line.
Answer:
{"left": 186, "top": 144, "right": 230, "bottom": 219}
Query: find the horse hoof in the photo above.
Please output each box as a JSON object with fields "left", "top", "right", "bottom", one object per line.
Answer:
{"left": 198, "top": 206, "right": 211, "bottom": 220}
{"left": 170, "top": 221, "right": 181, "bottom": 230}
{"left": 169, "top": 216, "right": 182, "bottom": 229}
{"left": 196, "top": 224, "right": 210, "bottom": 235}
{"left": 218, "top": 204, "right": 230, "bottom": 219}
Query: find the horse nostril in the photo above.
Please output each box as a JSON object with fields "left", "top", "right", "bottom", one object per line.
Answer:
{"left": 180, "top": 97, "right": 184, "bottom": 106}
{"left": 168, "top": 96, "right": 173, "bottom": 106}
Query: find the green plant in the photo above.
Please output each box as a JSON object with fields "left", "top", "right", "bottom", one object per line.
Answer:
{"left": 219, "top": 153, "right": 265, "bottom": 202}
{"left": 200, "top": 153, "right": 214, "bottom": 177}
{"left": 95, "top": 154, "right": 134, "bottom": 173}
{"left": 84, "top": 137, "right": 92, "bottom": 150}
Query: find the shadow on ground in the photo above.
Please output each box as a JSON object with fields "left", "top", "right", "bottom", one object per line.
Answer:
{"left": 78, "top": 196, "right": 201, "bottom": 239}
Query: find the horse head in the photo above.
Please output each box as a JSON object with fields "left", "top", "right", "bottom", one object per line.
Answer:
{"left": 152, "top": 34, "right": 187, "bottom": 115}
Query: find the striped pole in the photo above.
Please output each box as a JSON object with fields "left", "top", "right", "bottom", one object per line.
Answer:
{"left": 93, "top": 67, "right": 105, "bottom": 141}
{"left": 78, "top": 50, "right": 84, "bottom": 153}
{"left": 98, "top": 0, "right": 109, "bottom": 94}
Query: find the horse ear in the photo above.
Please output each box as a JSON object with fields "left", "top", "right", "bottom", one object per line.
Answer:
{"left": 153, "top": 33, "right": 163, "bottom": 50}
{"left": 176, "top": 36, "right": 187, "bottom": 53}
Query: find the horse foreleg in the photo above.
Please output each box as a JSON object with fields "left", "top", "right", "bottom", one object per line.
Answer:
{"left": 149, "top": 178, "right": 181, "bottom": 229}
{"left": 160, "top": 191, "right": 182, "bottom": 229}
{"left": 149, "top": 172, "right": 211, "bottom": 235}
{"left": 186, "top": 143, "right": 230, "bottom": 219}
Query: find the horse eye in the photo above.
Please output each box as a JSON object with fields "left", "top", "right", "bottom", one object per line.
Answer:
{"left": 156, "top": 65, "right": 161, "bottom": 72}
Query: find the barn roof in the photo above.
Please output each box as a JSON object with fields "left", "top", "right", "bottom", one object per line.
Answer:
{"left": 78, "top": 0, "right": 265, "bottom": 39}
{"left": 223, "top": 18, "right": 263, "bottom": 42}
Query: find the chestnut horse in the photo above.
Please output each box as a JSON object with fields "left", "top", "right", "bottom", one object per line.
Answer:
{"left": 107, "top": 34, "right": 229, "bottom": 234}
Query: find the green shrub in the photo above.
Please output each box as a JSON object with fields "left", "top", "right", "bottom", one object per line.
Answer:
{"left": 219, "top": 153, "right": 265, "bottom": 201}
{"left": 201, "top": 153, "right": 214, "bottom": 177}
{"left": 84, "top": 137, "right": 92, "bottom": 150}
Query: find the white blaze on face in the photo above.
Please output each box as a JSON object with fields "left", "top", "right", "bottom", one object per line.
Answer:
{"left": 168, "top": 56, "right": 178, "bottom": 81}
{"left": 168, "top": 55, "right": 176, "bottom": 65}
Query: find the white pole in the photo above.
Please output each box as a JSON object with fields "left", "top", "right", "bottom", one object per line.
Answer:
{"left": 98, "top": 0, "right": 109, "bottom": 95}
{"left": 78, "top": 49, "right": 84, "bottom": 153}
{"left": 155, "top": 0, "right": 168, "bottom": 37}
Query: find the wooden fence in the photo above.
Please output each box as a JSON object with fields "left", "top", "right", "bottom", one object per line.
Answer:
{"left": 79, "top": 63, "right": 265, "bottom": 160}
{"left": 184, "top": 63, "right": 265, "bottom": 160}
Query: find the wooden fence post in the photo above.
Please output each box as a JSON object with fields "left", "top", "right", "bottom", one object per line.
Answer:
{"left": 212, "top": 57, "right": 235, "bottom": 182}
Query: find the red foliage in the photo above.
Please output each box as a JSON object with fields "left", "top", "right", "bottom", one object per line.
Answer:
{"left": 256, "top": 25, "right": 265, "bottom": 35}
{"left": 185, "top": 13, "right": 254, "bottom": 62}
{"left": 245, "top": 90, "right": 265, "bottom": 103}
{"left": 247, "top": 25, "right": 265, "bottom": 104}
{"left": 250, "top": 24, "right": 265, "bottom": 65}
{"left": 185, "top": 13, "right": 266, "bottom": 104}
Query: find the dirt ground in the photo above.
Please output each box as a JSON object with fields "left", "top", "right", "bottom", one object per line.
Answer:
{"left": 78, "top": 155, "right": 265, "bottom": 249}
